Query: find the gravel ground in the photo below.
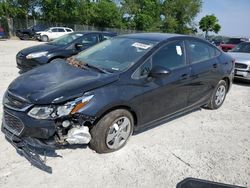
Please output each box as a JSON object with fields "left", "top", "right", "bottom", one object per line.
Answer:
{"left": 0, "top": 39, "right": 249, "bottom": 188}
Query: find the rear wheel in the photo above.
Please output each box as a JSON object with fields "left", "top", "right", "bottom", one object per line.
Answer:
{"left": 206, "top": 80, "right": 227, "bottom": 110}
{"left": 89, "top": 109, "right": 134, "bottom": 153}
{"left": 41, "top": 35, "right": 49, "bottom": 42}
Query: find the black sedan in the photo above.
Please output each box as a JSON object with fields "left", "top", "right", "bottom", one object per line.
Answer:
{"left": 2, "top": 33, "right": 234, "bottom": 172}
{"left": 16, "top": 31, "right": 116, "bottom": 73}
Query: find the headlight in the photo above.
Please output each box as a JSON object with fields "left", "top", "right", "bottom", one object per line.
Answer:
{"left": 28, "top": 95, "right": 94, "bottom": 119}
{"left": 26, "top": 51, "right": 48, "bottom": 59}
{"left": 28, "top": 106, "right": 55, "bottom": 119}
{"left": 57, "top": 95, "right": 94, "bottom": 116}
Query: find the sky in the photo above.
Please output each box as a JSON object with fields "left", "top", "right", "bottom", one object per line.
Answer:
{"left": 196, "top": 0, "right": 250, "bottom": 37}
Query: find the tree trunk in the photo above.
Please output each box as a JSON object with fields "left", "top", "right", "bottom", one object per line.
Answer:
{"left": 205, "top": 30, "right": 208, "bottom": 39}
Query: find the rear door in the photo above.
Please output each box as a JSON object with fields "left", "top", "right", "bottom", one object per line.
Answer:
{"left": 185, "top": 39, "right": 222, "bottom": 106}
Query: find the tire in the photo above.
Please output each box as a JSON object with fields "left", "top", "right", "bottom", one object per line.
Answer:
{"left": 89, "top": 109, "right": 134, "bottom": 153}
{"left": 206, "top": 80, "right": 228, "bottom": 110}
{"left": 41, "top": 35, "right": 49, "bottom": 42}
{"left": 20, "top": 34, "right": 29, "bottom": 40}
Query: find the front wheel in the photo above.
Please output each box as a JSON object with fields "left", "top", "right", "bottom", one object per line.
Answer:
{"left": 20, "top": 34, "right": 29, "bottom": 40}
{"left": 206, "top": 80, "right": 228, "bottom": 110}
{"left": 89, "top": 109, "right": 134, "bottom": 153}
{"left": 41, "top": 35, "right": 49, "bottom": 42}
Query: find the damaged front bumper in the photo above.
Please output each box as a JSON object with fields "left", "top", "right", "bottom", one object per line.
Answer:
{"left": 1, "top": 107, "right": 96, "bottom": 173}
{"left": 1, "top": 125, "right": 60, "bottom": 173}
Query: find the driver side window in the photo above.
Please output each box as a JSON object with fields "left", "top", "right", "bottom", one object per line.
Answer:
{"left": 81, "top": 34, "right": 99, "bottom": 45}
{"left": 51, "top": 28, "right": 57, "bottom": 32}
{"left": 152, "top": 40, "right": 185, "bottom": 70}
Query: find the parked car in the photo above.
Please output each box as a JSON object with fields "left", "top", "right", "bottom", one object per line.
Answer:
{"left": 2, "top": 33, "right": 234, "bottom": 172}
{"left": 220, "top": 37, "right": 249, "bottom": 52}
{"left": 228, "top": 42, "right": 250, "bottom": 81}
{"left": 15, "top": 25, "right": 48, "bottom": 40}
{"left": 16, "top": 31, "right": 116, "bottom": 73}
{"left": 36, "top": 27, "right": 73, "bottom": 42}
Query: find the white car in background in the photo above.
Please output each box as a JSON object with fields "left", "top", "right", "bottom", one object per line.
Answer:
{"left": 228, "top": 42, "right": 250, "bottom": 81}
{"left": 36, "top": 27, "right": 73, "bottom": 42}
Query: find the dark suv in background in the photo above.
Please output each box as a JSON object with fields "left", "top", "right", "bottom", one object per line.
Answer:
{"left": 15, "top": 25, "right": 48, "bottom": 40}
{"left": 16, "top": 31, "right": 116, "bottom": 73}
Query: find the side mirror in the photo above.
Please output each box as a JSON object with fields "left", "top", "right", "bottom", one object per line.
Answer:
{"left": 149, "top": 66, "right": 171, "bottom": 78}
{"left": 75, "top": 43, "right": 83, "bottom": 49}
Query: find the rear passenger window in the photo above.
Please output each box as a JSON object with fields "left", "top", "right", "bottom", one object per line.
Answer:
{"left": 152, "top": 41, "right": 185, "bottom": 69}
{"left": 187, "top": 40, "right": 211, "bottom": 64}
{"left": 66, "top": 29, "right": 72, "bottom": 32}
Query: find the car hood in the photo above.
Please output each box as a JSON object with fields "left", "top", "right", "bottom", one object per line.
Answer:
{"left": 228, "top": 52, "right": 250, "bottom": 64}
{"left": 19, "top": 43, "right": 60, "bottom": 55}
{"left": 7, "top": 60, "right": 119, "bottom": 104}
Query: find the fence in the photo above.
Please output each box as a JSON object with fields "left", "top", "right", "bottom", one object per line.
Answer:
{"left": 1, "top": 17, "right": 140, "bottom": 38}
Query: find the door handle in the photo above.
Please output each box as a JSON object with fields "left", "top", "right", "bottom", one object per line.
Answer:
{"left": 213, "top": 63, "right": 218, "bottom": 68}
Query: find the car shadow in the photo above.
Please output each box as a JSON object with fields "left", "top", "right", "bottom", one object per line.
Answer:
{"left": 233, "top": 79, "right": 250, "bottom": 87}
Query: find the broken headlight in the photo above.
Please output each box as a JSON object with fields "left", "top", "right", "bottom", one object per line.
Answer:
{"left": 28, "top": 95, "right": 94, "bottom": 119}
{"left": 28, "top": 106, "right": 54, "bottom": 119}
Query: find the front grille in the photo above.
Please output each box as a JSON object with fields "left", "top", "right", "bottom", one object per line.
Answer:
{"left": 3, "top": 111, "right": 24, "bottom": 135}
{"left": 235, "top": 63, "right": 248, "bottom": 69}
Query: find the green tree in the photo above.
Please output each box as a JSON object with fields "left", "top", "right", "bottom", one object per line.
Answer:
{"left": 199, "top": 14, "right": 221, "bottom": 38}
{"left": 121, "top": 0, "right": 162, "bottom": 31}
{"left": 40, "top": 0, "right": 79, "bottom": 23}
{"left": 161, "top": 0, "right": 202, "bottom": 34}
{"left": 89, "top": 0, "right": 123, "bottom": 28}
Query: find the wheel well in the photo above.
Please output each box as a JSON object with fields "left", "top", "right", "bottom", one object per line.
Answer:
{"left": 222, "top": 77, "right": 230, "bottom": 92}
{"left": 96, "top": 105, "right": 138, "bottom": 126}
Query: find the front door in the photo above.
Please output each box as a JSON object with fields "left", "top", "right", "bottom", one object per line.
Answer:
{"left": 134, "top": 40, "right": 191, "bottom": 126}
{"left": 57, "top": 28, "right": 66, "bottom": 38}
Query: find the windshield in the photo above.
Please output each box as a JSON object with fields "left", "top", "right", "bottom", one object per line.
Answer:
{"left": 230, "top": 42, "right": 250, "bottom": 53}
{"left": 49, "top": 33, "right": 84, "bottom": 46}
{"left": 75, "top": 37, "right": 157, "bottom": 72}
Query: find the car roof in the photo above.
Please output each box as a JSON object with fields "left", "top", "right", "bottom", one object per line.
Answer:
{"left": 71, "top": 31, "right": 117, "bottom": 35}
{"left": 119, "top": 32, "right": 184, "bottom": 42}
{"left": 49, "top": 27, "right": 72, "bottom": 29}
